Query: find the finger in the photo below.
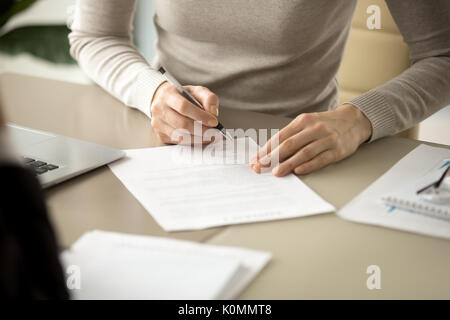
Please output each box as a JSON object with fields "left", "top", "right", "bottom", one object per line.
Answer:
{"left": 294, "top": 150, "right": 337, "bottom": 175}
{"left": 178, "top": 134, "right": 212, "bottom": 145}
{"left": 156, "top": 127, "right": 194, "bottom": 145}
{"left": 252, "top": 113, "right": 315, "bottom": 164}
{"left": 250, "top": 162, "right": 262, "bottom": 174}
{"left": 152, "top": 106, "right": 214, "bottom": 145}
{"left": 166, "top": 90, "right": 218, "bottom": 127}
{"left": 272, "top": 137, "right": 334, "bottom": 177}
{"left": 162, "top": 107, "right": 211, "bottom": 136}
{"left": 258, "top": 127, "right": 321, "bottom": 167}
{"left": 158, "top": 132, "right": 213, "bottom": 145}
{"left": 156, "top": 132, "right": 177, "bottom": 144}
{"left": 185, "top": 86, "right": 219, "bottom": 117}
{"left": 251, "top": 130, "right": 283, "bottom": 166}
{"left": 151, "top": 117, "right": 181, "bottom": 143}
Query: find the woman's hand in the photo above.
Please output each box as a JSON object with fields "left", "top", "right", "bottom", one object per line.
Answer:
{"left": 150, "top": 82, "right": 220, "bottom": 144}
{"left": 250, "top": 104, "right": 372, "bottom": 176}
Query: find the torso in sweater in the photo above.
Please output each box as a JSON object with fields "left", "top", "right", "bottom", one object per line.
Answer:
{"left": 152, "top": 0, "right": 357, "bottom": 116}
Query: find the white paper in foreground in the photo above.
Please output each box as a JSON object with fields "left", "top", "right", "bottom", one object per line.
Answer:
{"left": 108, "top": 138, "right": 334, "bottom": 231}
{"left": 61, "top": 230, "right": 271, "bottom": 300}
{"left": 338, "top": 144, "right": 450, "bottom": 239}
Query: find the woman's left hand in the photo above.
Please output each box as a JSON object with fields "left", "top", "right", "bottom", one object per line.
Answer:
{"left": 250, "top": 104, "right": 372, "bottom": 176}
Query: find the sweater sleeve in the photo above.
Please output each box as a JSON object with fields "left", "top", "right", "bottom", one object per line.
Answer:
{"left": 69, "top": 0, "right": 166, "bottom": 118}
{"left": 346, "top": 0, "right": 450, "bottom": 141}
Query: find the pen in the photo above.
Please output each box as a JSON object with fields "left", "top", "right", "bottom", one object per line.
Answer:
{"left": 158, "top": 67, "right": 233, "bottom": 141}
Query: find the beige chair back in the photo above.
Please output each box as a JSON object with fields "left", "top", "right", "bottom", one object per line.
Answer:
{"left": 338, "top": 0, "right": 418, "bottom": 139}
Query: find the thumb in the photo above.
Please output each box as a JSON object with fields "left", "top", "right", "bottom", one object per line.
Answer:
{"left": 185, "top": 85, "right": 219, "bottom": 117}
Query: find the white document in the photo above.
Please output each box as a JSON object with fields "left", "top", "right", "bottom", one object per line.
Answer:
{"left": 61, "top": 230, "right": 271, "bottom": 300}
{"left": 338, "top": 144, "right": 450, "bottom": 239}
{"left": 108, "top": 138, "right": 334, "bottom": 231}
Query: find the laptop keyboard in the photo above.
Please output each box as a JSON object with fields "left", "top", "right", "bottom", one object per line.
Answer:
{"left": 23, "top": 157, "right": 59, "bottom": 175}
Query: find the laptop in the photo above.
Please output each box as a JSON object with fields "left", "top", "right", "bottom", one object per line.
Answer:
{"left": 7, "top": 124, "right": 125, "bottom": 188}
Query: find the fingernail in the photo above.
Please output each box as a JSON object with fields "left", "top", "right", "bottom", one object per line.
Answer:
{"left": 272, "top": 167, "right": 280, "bottom": 176}
{"left": 208, "top": 118, "right": 218, "bottom": 126}
{"left": 272, "top": 166, "right": 283, "bottom": 176}
{"left": 260, "top": 156, "right": 271, "bottom": 166}
{"left": 211, "top": 105, "right": 219, "bottom": 117}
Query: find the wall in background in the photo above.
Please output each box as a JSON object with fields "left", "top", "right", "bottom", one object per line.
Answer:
{"left": 419, "top": 106, "right": 450, "bottom": 146}
{"left": 0, "top": 0, "right": 157, "bottom": 84}
{"left": 134, "top": 0, "right": 157, "bottom": 63}
{"left": 0, "top": 0, "right": 91, "bottom": 84}
{"left": 3, "top": 0, "right": 73, "bottom": 32}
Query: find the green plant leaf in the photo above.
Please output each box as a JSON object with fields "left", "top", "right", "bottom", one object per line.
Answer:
{"left": 0, "top": 24, "right": 75, "bottom": 64}
{"left": 0, "top": 0, "right": 37, "bottom": 29}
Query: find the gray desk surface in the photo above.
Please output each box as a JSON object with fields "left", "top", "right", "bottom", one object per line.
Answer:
{"left": 1, "top": 73, "right": 449, "bottom": 299}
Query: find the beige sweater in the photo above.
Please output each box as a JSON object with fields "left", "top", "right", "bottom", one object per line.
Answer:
{"left": 69, "top": 0, "right": 450, "bottom": 141}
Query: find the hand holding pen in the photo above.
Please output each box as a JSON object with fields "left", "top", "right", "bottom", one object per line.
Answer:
{"left": 150, "top": 67, "right": 231, "bottom": 145}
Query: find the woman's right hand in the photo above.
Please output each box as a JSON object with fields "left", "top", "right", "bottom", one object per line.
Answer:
{"left": 150, "top": 82, "right": 220, "bottom": 145}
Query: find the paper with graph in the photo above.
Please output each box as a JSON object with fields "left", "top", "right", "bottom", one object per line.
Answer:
{"left": 339, "top": 144, "right": 450, "bottom": 239}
